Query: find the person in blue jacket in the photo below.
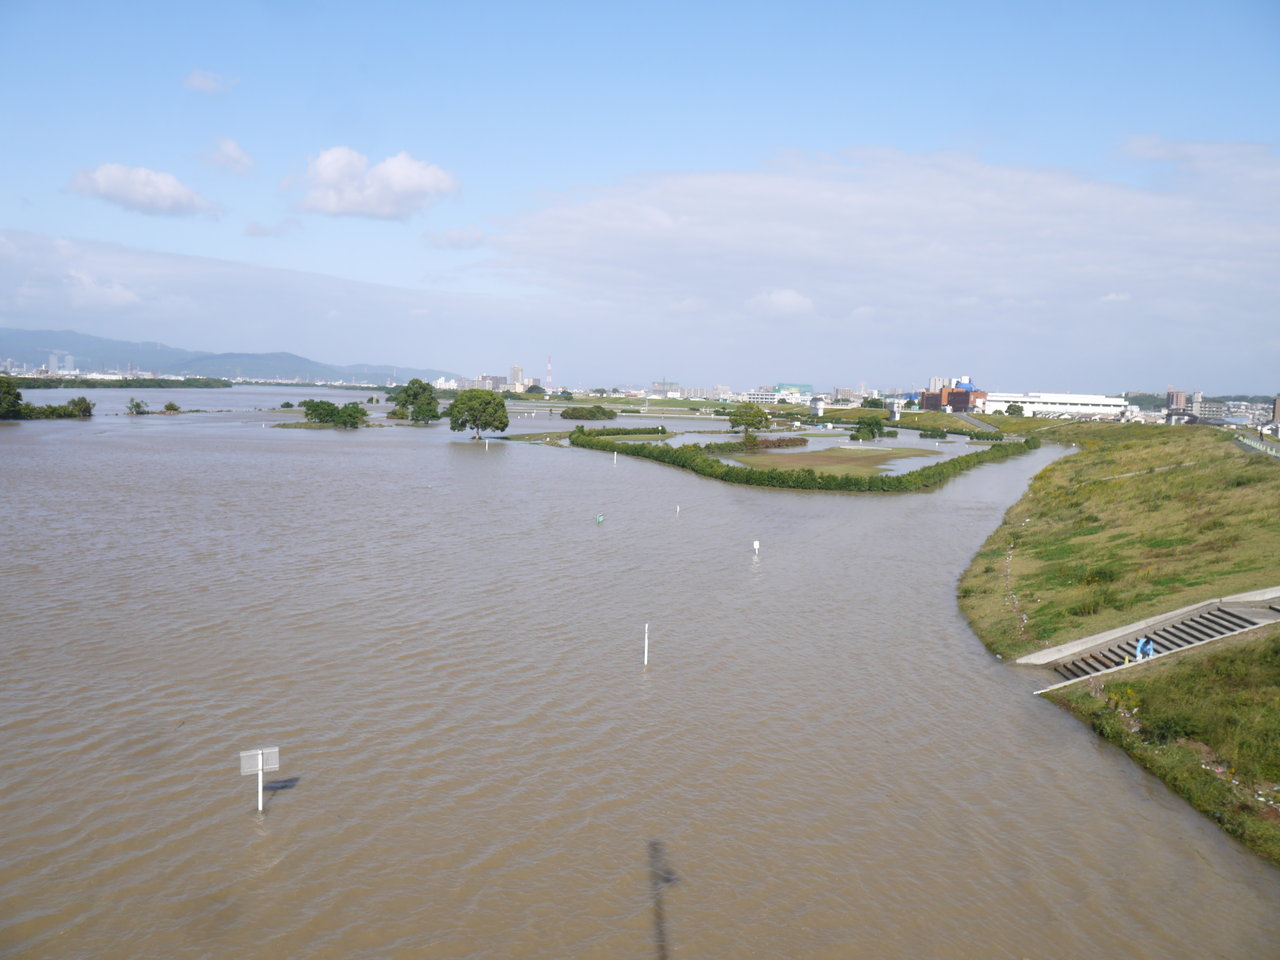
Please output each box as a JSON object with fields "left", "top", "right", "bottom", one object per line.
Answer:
{"left": 1136, "top": 637, "right": 1154, "bottom": 660}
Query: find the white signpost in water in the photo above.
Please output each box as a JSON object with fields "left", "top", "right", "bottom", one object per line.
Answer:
{"left": 239, "top": 746, "right": 280, "bottom": 812}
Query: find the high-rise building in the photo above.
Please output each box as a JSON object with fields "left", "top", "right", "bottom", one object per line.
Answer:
{"left": 1273, "top": 396, "right": 1280, "bottom": 423}
{"left": 928, "top": 376, "right": 945, "bottom": 393}
{"left": 510, "top": 364, "right": 523, "bottom": 387}
{"left": 1166, "top": 389, "right": 1187, "bottom": 411}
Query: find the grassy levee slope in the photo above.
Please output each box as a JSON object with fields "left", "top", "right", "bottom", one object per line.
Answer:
{"left": 1045, "top": 627, "right": 1280, "bottom": 866}
{"left": 959, "top": 420, "right": 1280, "bottom": 865}
{"left": 959, "top": 421, "right": 1280, "bottom": 661}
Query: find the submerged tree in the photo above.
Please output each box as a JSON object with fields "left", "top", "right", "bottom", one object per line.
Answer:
{"left": 728, "top": 402, "right": 770, "bottom": 435}
{"left": 300, "top": 399, "right": 367, "bottom": 428}
{"left": 0, "top": 379, "right": 93, "bottom": 419}
{"left": 0, "top": 378, "right": 22, "bottom": 419}
{"left": 447, "top": 389, "right": 509, "bottom": 438}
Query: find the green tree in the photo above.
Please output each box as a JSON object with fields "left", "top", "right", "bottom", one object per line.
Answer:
{"left": 728, "top": 402, "right": 771, "bottom": 435}
{"left": 65, "top": 397, "right": 94, "bottom": 418}
{"left": 861, "top": 397, "right": 887, "bottom": 409}
{"left": 163, "top": 401, "right": 180, "bottom": 412}
{"left": 1006, "top": 402, "right": 1025, "bottom": 416}
{"left": 332, "top": 401, "right": 368, "bottom": 429}
{"left": 126, "top": 397, "right": 148, "bottom": 415}
{"left": 447, "top": 389, "right": 509, "bottom": 438}
{"left": 300, "top": 399, "right": 337, "bottom": 422}
{"left": 850, "top": 415, "right": 886, "bottom": 441}
{"left": 300, "top": 399, "right": 366, "bottom": 428}
{"left": 525, "top": 384, "right": 546, "bottom": 395}
{"left": 280, "top": 400, "right": 295, "bottom": 409}
{"left": 394, "top": 378, "right": 440, "bottom": 422}
{"left": 0, "top": 377, "right": 23, "bottom": 419}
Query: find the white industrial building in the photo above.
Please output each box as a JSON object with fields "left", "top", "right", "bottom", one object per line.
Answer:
{"left": 979, "top": 392, "right": 1131, "bottom": 419}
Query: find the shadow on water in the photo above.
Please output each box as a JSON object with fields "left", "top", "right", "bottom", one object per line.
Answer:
{"left": 262, "top": 776, "right": 300, "bottom": 811}
{"left": 648, "top": 840, "right": 678, "bottom": 960}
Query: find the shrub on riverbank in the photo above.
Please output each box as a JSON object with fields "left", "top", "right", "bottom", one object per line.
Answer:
{"left": 578, "top": 425, "right": 666, "bottom": 436}
{"left": 569, "top": 432, "right": 1036, "bottom": 492}
{"left": 0, "top": 378, "right": 94, "bottom": 419}
{"left": 560, "top": 405, "right": 617, "bottom": 420}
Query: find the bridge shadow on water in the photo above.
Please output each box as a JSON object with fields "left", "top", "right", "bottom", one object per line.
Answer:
{"left": 648, "top": 840, "right": 678, "bottom": 960}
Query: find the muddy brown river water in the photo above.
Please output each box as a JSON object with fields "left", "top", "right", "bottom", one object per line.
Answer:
{"left": 2, "top": 387, "right": 1277, "bottom": 958}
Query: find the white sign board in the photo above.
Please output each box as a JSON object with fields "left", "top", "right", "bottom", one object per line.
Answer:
{"left": 239, "top": 746, "right": 280, "bottom": 775}
{"left": 239, "top": 746, "right": 281, "bottom": 812}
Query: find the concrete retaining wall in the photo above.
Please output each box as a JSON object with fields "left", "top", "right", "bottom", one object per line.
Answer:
{"left": 1016, "top": 585, "right": 1280, "bottom": 665}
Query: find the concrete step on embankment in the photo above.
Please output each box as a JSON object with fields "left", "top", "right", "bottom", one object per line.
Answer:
{"left": 1050, "top": 607, "right": 1258, "bottom": 683}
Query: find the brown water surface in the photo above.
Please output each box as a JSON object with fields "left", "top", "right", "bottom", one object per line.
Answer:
{"left": 2, "top": 390, "right": 1277, "bottom": 959}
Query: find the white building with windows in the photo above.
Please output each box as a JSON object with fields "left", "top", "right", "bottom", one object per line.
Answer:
{"left": 979, "top": 392, "right": 1131, "bottom": 419}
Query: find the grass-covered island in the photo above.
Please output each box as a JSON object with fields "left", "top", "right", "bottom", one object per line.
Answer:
{"left": 957, "top": 419, "right": 1280, "bottom": 864}
{"left": 569, "top": 427, "right": 1041, "bottom": 491}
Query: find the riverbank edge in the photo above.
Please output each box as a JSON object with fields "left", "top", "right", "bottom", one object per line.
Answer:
{"left": 952, "top": 421, "right": 1280, "bottom": 867}
{"left": 1038, "top": 627, "right": 1280, "bottom": 868}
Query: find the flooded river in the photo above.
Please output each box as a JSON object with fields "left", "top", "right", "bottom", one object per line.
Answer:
{"left": 2, "top": 387, "right": 1277, "bottom": 958}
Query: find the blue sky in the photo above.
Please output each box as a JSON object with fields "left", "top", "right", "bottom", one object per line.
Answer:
{"left": 1, "top": 0, "right": 1277, "bottom": 392}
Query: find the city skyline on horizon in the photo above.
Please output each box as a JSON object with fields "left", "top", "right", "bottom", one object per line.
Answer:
{"left": 5, "top": 323, "right": 1273, "bottom": 405}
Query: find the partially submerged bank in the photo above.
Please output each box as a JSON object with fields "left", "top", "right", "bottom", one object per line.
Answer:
{"left": 957, "top": 419, "right": 1280, "bottom": 864}
{"left": 568, "top": 428, "right": 1042, "bottom": 491}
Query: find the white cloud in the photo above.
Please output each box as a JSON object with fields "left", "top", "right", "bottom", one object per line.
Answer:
{"left": 184, "top": 70, "right": 236, "bottom": 94}
{"left": 486, "top": 143, "right": 1279, "bottom": 389}
{"left": 300, "top": 147, "right": 456, "bottom": 220}
{"left": 65, "top": 270, "right": 140, "bottom": 308}
{"left": 71, "top": 163, "right": 212, "bottom": 216}
{"left": 208, "top": 138, "right": 253, "bottom": 175}
{"left": 244, "top": 218, "right": 300, "bottom": 238}
{"left": 8, "top": 140, "right": 1279, "bottom": 393}
{"left": 745, "top": 287, "right": 814, "bottom": 315}
{"left": 426, "top": 228, "right": 487, "bottom": 249}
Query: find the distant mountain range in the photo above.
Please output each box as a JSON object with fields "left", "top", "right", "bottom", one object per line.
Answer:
{"left": 0, "top": 327, "right": 458, "bottom": 384}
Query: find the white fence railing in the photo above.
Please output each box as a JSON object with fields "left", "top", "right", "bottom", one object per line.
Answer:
{"left": 1235, "top": 433, "right": 1280, "bottom": 459}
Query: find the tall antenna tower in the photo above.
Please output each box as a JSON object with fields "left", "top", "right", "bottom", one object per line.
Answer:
{"left": 546, "top": 354, "right": 553, "bottom": 394}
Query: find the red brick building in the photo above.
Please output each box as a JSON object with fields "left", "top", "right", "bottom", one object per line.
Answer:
{"left": 919, "top": 388, "right": 987, "bottom": 413}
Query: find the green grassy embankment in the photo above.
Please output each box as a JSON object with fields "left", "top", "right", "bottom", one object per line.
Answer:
{"left": 1045, "top": 626, "right": 1280, "bottom": 866}
{"left": 958, "top": 420, "right": 1280, "bottom": 866}
{"left": 958, "top": 422, "right": 1280, "bottom": 661}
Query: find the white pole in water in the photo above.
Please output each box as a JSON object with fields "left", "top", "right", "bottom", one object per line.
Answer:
{"left": 240, "top": 747, "right": 279, "bottom": 813}
{"left": 644, "top": 623, "right": 649, "bottom": 666}
{"left": 614, "top": 451, "right": 618, "bottom": 465}
{"left": 753, "top": 540, "right": 760, "bottom": 556}
{"left": 676, "top": 505, "right": 680, "bottom": 515}
{"left": 485, "top": 438, "right": 489, "bottom": 450}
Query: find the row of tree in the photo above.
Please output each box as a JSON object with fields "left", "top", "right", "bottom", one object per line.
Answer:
{"left": 559, "top": 405, "right": 617, "bottom": 420}
{"left": 575, "top": 425, "right": 667, "bottom": 436}
{"left": 0, "top": 379, "right": 94, "bottom": 419}
{"left": 569, "top": 432, "right": 1042, "bottom": 492}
